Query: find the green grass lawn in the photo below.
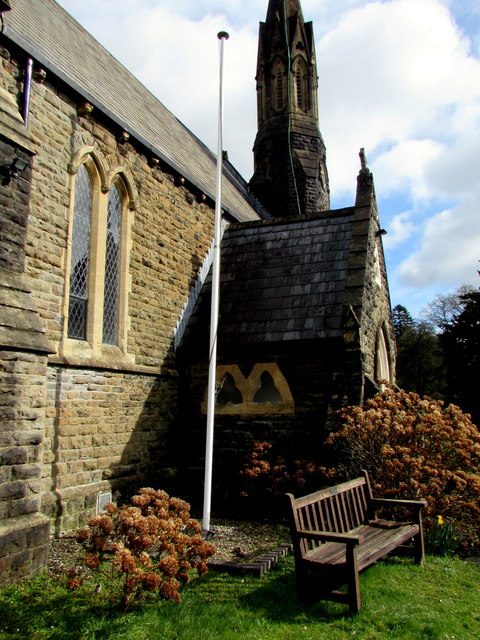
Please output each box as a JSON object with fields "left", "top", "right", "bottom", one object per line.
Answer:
{"left": 1, "top": 555, "right": 479, "bottom": 640}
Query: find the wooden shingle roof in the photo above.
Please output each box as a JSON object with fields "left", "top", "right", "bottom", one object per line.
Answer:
{"left": 3, "top": 0, "right": 260, "bottom": 223}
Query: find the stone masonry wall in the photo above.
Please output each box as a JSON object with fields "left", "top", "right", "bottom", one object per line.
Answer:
{"left": 0, "top": 351, "right": 50, "bottom": 584}
{"left": 291, "top": 131, "right": 329, "bottom": 215}
{"left": 0, "top": 351, "right": 47, "bottom": 520}
{"left": 345, "top": 169, "right": 396, "bottom": 391}
{"left": 357, "top": 188, "right": 396, "bottom": 385}
{"left": 25, "top": 73, "right": 214, "bottom": 368}
{"left": 0, "top": 38, "right": 216, "bottom": 546}
{"left": 0, "top": 46, "right": 52, "bottom": 584}
{"left": 42, "top": 366, "right": 179, "bottom": 533}
{"left": 182, "top": 341, "right": 352, "bottom": 510}
{"left": 360, "top": 228, "right": 396, "bottom": 383}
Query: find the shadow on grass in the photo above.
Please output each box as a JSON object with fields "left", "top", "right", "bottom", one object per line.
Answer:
{"left": 226, "top": 562, "right": 351, "bottom": 623}
{"left": 0, "top": 575, "right": 125, "bottom": 640}
{"left": 3, "top": 557, "right": 450, "bottom": 640}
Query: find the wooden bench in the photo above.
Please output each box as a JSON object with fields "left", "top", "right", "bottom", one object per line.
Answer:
{"left": 286, "top": 471, "right": 426, "bottom": 613}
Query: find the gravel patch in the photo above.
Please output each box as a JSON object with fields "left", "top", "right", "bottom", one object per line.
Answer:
{"left": 207, "top": 520, "right": 289, "bottom": 563}
{"left": 47, "top": 519, "right": 290, "bottom": 579}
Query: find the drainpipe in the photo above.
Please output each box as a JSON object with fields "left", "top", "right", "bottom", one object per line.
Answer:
{"left": 23, "top": 57, "right": 33, "bottom": 127}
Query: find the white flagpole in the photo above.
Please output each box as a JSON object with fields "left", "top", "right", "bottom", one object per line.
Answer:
{"left": 203, "top": 30, "right": 229, "bottom": 535}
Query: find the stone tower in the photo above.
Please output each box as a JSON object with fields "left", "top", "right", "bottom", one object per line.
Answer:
{"left": 249, "top": 0, "right": 330, "bottom": 218}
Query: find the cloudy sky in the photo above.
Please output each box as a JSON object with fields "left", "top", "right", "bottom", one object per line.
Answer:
{"left": 56, "top": 0, "right": 480, "bottom": 317}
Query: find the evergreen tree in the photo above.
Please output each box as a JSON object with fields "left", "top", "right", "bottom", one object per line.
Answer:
{"left": 440, "top": 283, "right": 480, "bottom": 426}
{"left": 392, "top": 304, "right": 414, "bottom": 339}
{"left": 396, "top": 319, "right": 444, "bottom": 398}
{"left": 393, "top": 277, "right": 479, "bottom": 422}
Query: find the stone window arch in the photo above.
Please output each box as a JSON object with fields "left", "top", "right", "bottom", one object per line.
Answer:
{"left": 272, "top": 59, "right": 286, "bottom": 112}
{"left": 68, "top": 162, "right": 92, "bottom": 340}
{"left": 202, "top": 363, "right": 294, "bottom": 415}
{"left": 63, "top": 149, "right": 136, "bottom": 363}
{"left": 293, "top": 56, "right": 310, "bottom": 113}
{"left": 216, "top": 372, "right": 243, "bottom": 406}
{"left": 253, "top": 371, "right": 282, "bottom": 405}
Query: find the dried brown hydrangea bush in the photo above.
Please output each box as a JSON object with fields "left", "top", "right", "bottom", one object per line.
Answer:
{"left": 325, "top": 387, "right": 480, "bottom": 550}
{"left": 74, "top": 488, "right": 215, "bottom": 610}
{"left": 239, "top": 441, "right": 321, "bottom": 499}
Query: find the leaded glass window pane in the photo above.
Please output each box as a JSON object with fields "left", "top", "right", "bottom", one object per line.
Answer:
{"left": 68, "top": 164, "right": 92, "bottom": 339}
{"left": 103, "top": 183, "right": 121, "bottom": 344}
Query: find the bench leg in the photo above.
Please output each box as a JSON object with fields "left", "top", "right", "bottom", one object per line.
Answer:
{"left": 294, "top": 564, "right": 309, "bottom": 602}
{"left": 346, "top": 546, "right": 361, "bottom": 613}
{"left": 414, "top": 521, "right": 426, "bottom": 565}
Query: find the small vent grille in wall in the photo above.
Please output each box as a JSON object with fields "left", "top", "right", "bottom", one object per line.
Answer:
{"left": 97, "top": 492, "right": 112, "bottom": 513}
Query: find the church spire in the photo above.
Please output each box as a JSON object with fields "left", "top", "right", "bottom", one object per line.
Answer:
{"left": 249, "top": 0, "right": 330, "bottom": 218}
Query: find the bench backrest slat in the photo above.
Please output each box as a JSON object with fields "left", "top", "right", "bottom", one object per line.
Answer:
{"left": 332, "top": 494, "right": 341, "bottom": 531}
{"left": 322, "top": 496, "right": 334, "bottom": 532}
{"left": 286, "top": 473, "right": 372, "bottom": 553}
{"left": 341, "top": 491, "right": 353, "bottom": 531}
{"left": 311, "top": 500, "right": 320, "bottom": 531}
{"left": 350, "top": 486, "right": 362, "bottom": 525}
{"left": 292, "top": 477, "right": 357, "bottom": 505}
{"left": 358, "top": 483, "right": 369, "bottom": 515}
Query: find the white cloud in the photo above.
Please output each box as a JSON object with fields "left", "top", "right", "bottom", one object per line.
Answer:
{"left": 371, "top": 139, "right": 445, "bottom": 203}
{"left": 54, "top": 0, "right": 480, "bottom": 310}
{"left": 425, "top": 136, "right": 480, "bottom": 200}
{"left": 383, "top": 211, "right": 416, "bottom": 250}
{"left": 135, "top": 8, "right": 258, "bottom": 176}
{"left": 317, "top": 0, "right": 480, "bottom": 197}
{"left": 58, "top": 0, "right": 259, "bottom": 177}
{"left": 312, "top": 0, "right": 480, "bottom": 305}
{"left": 396, "top": 199, "right": 480, "bottom": 289}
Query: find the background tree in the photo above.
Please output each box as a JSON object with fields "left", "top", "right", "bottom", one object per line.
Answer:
{"left": 440, "top": 284, "right": 480, "bottom": 426}
{"left": 393, "top": 304, "right": 444, "bottom": 397}
{"left": 423, "top": 284, "right": 476, "bottom": 330}
{"left": 394, "top": 278, "right": 479, "bottom": 418}
{"left": 392, "top": 304, "right": 414, "bottom": 339}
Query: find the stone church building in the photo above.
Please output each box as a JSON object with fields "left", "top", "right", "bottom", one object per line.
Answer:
{"left": 0, "top": 0, "right": 395, "bottom": 581}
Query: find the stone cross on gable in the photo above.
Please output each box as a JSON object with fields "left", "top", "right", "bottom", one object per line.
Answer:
{"left": 357, "top": 147, "right": 373, "bottom": 190}
{"left": 359, "top": 147, "right": 368, "bottom": 170}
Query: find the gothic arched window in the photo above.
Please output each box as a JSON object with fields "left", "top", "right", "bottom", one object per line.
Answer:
{"left": 103, "top": 181, "right": 123, "bottom": 345}
{"left": 202, "top": 363, "right": 294, "bottom": 415}
{"left": 376, "top": 328, "right": 391, "bottom": 389}
{"left": 65, "top": 148, "right": 136, "bottom": 362}
{"left": 294, "top": 57, "right": 310, "bottom": 113}
{"left": 272, "top": 59, "right": 286, "bottom": 112}
{"left": 68, "top": 163, "right": 93, "bottom": 340}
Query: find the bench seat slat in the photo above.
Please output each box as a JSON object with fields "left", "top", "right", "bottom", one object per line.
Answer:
{"left": 301, "top": 523, "right": 418, "bottom": 565}
{"left": 357, "top": 525, "right": 419, "bottom": 568}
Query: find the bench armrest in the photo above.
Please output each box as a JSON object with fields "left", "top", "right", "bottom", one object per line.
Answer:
{"left": 297, "top": 528, "right": 362, "bottom": 546}
{"left": 371, "top": 498, "right": 427, "bottom": 511}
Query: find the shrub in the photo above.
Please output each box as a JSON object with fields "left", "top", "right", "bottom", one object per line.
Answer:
{"left": 325, "top": 387, "right": 480, "bottom": 550}
{"left": 75, "top": 488, "right": 215, "bottom": 610}
{"left": 239, "top": 441, "right": 322, "bottom": 499}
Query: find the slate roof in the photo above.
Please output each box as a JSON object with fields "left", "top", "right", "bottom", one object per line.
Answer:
{"left": 181, "top": 208, "right": 355, "bottom": 348}
{"left": 3, "top": 0, "right": 259, "bottom": 223}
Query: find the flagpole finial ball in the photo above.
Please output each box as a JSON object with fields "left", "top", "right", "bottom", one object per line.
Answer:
{"left": 217, "top": 31, "right": 229, "bottom": 40}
